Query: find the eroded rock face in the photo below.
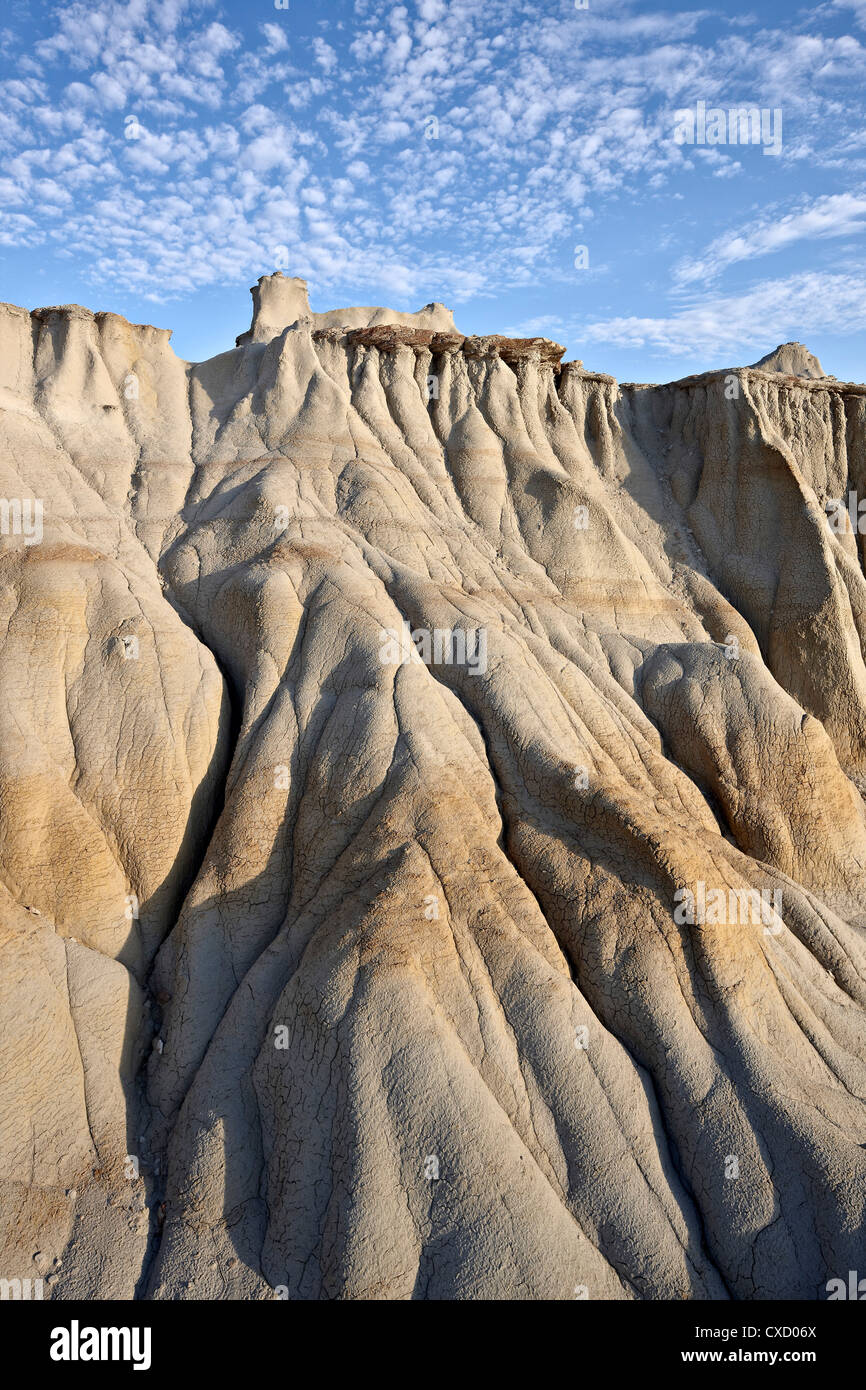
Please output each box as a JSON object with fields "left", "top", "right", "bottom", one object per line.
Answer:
{"left": 751, "top": 341, "right": 829, "bottom": 379}
{"left": 236, "top": 272, "right": 458, "bottom": 347}
{"left": 337, "top": 325, "right": 566, "bottom": 366}
{"left": 0, "top": 281, "right": 864, "bottom": 1301}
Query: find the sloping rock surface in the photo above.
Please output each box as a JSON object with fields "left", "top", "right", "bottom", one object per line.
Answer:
{"left": 0, "top": 280, "right": 864, "bottom": 1301}
{"left": 751, "top": 341, "right": 828, "bottom": 379}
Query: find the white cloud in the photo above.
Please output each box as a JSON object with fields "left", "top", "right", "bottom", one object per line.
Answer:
{"left": 312, "top": 38, "right": 337, "bottom": 74}
{"left": 674, "top": 192, "right": 866, "bottom": 286}
{"left": 582, "top": 271, "right": 866, "bottom": 357}
{"left": 260, "top": 23, "right": 289, "bottom": 56}
{"left": 240, "top": 130, "right": 296, "bottom": 174}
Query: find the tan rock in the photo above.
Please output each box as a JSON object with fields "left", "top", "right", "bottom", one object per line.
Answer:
{"left": 0, "top": 276, "right": 864, "bottom": 1302}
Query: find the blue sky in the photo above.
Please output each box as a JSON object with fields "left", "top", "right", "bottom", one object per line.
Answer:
{"left": 1, "top": 0, "right": 865, "bottom": 382}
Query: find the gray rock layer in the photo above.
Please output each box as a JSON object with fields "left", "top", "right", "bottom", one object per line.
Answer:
{"left": 750, "top": 341, "right": 828, "bottom": 379}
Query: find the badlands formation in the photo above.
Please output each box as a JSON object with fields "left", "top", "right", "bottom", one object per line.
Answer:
{"left": 0, "top": 272, "right": 865, "bottom": 1301}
